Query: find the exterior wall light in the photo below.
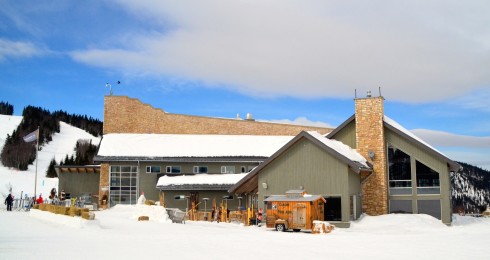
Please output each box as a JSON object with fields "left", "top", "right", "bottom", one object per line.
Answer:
{"left": 262, "top": 182, "right": 268, "bottom": 189}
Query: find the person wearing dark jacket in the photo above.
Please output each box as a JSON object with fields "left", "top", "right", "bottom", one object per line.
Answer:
{"left": 4, "top": 194, "right": 13, "bottom": 211}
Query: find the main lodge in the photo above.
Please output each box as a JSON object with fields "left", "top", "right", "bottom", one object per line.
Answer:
{"left": 70, "top": 93, "right": 460, "bottom": 227}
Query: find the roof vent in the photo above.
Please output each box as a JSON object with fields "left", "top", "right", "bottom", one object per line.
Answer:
{"left": 236, "top": 113, "right": 241, "bottom": 120}
{"left": 245, "top": 113, "right": 255, "bottom": 121}
{"left": 367, "top": 90, "right": 372, "bottom": 97}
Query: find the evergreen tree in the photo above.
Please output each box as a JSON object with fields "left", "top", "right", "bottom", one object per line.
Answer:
{"left": 46, "top": 158, "right": 58, "bottom": 178}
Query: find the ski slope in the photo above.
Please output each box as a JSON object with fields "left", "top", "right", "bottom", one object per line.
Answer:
{"left": 0, "top": 115, "right": 100, "bottom": 199}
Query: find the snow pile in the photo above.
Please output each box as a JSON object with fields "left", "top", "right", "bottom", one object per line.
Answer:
{"left": 349, "top": 214, "right": 448, "bottom": 234}
{"left": 101, "top": 204, "right": 172, "bottom": 223}
{"left": 29, "top": 209, "right": 101, "bottom": 229}
{"left": 451, "top": 214, "right": 490, "bottom": 227}
{"left": 97, "top": 133, "right": 293, "bottom": 157}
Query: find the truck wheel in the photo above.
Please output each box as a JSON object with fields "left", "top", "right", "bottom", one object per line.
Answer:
{"left": 293, "top": 229, "right": 301, "bottom": 232}
{"left": 275, "top": 224, "right": 286, "bottom": 232}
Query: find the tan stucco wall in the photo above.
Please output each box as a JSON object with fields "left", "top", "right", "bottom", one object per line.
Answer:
{"left": 103, "top": 96, "right": 331, "bottom": 135}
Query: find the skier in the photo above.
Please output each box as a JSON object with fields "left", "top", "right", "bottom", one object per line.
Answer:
{"left": 4, "top": 193, "right": 14, "bottom": 211}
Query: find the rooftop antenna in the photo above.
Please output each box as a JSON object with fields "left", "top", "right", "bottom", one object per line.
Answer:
{"left": 105, "top": 81, "right": 120, "bottom": 95}
{"left": 355, "top": 89, "right": 357, "bottom": 99}
{"left": 378, "top": 86, "right": 382, "bottom": 97}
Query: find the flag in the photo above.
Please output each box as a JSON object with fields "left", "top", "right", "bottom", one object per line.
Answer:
{"left": 23, "top": 129, "right": 39, "bottom": 143}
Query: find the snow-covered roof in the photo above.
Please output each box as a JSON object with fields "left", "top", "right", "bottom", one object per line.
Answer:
{"left": 97, "top": 134, "right": 293, "bottom": 158}
{"left": 307, "top": 131, "right": 368, "bottom": 167}
{"left": 383, "top": 116, "right": 460, "bottom": 171}
{"left": 156, "top": 173, "right": 247, "bottom": 190}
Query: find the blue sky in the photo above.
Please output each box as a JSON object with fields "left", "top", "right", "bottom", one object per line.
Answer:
{"left": 1, "top": 1, "right": 489, "bottom": 170}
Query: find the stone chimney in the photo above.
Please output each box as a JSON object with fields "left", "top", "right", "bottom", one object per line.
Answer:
{"left": 355, "top": 92, "right": 388, "bottom": 215}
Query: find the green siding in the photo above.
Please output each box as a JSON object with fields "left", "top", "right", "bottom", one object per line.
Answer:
{"left": 330, "top": 120, "right": 356, "bottom": 149}
{"left": 257, "top": 137, "right": 360, "bottom": 226}
{"left": 385, "top": 128, "right": 452, "bottom": 224}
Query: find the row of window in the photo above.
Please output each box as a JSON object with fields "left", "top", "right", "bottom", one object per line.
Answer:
{"left": 388, "top": 144, "right": 441, "bottom": 195}
{"left": 145, "top": 165, "right": 254, "bottom": 174}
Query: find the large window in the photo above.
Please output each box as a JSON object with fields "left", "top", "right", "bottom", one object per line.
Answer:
{"left": 166, "top": 166, "right": 181, "bottom": 174}
{"left": 388, "top": 145, "right": 412, "bottom": 195}
{"left": 110, "top": 165, "right": 138, "bottom": 207}
{"left": 193, "top": 166, "right": 208, "bottom": 174}
{"left": 221, "top": 166, "right": 235, "bottom": 174}
{"left": 416, "top": 161, "right": 440, "bottom": 194}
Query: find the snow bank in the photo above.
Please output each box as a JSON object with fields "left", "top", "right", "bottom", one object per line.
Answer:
{"left": 100, "top": 204, "right": 172, "bottom": 223}
{"left": 29, "top": 209, "right": 101, "bottom": 229}
{"left": 349, "top": 214, "right": 448, "bottom": 233}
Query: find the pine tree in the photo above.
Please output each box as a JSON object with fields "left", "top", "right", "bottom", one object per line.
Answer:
{"left": 46, "top": 158, "right": 58, "bottom": 178}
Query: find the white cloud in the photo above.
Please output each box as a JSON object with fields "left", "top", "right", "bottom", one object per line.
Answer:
{"left": 260, "top": 117, "right": 333, "bottom": 128}
{"left": 411, "top": 128, "right": 490, "bottom": 170}
{"left": 411, "top": 129, "right": 490, "bottom": 148}
{"left": 0, "top": 39, "right": 41, "bottom": 60}
{"left": 71, "top": 0, "right": 490, "bottom": 102}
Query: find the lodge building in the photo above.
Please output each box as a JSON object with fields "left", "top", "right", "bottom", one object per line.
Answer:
{"left": 82, "top": 94, "right": 459, "bottom": 227}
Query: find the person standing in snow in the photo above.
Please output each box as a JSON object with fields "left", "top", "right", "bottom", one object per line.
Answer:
{"left": 4, "top": 194, "right": 14, "bottom": 211}
{"left": 36, "top": 194, "right": 43, "bottom": 204}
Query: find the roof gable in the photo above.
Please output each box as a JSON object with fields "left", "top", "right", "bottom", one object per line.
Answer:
{"left": 229, "top": 131, "right": 371, "bottom": 193}
{"left": 326, "top": 114, "right": 460, "bottom": 172}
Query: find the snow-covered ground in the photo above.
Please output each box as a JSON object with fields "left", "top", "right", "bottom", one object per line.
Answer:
{"left": 0, "top": 206, "right": 489, "bottom": 259}
{"left": 0, "top": 115, "right": 100, "bottom": 199}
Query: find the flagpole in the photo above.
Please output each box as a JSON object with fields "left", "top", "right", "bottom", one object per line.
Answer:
{"left": 34, "top": 126, "right": 39, "bottom": 199}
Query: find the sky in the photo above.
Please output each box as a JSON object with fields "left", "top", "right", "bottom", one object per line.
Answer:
{"left": 0, "top": 1, "right": 489, "bottom": 170}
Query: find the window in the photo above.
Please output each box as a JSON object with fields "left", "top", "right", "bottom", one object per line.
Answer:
{"left": 221, "top": 166, "right": 235, "bottom": 174}
{"left": 146, "top": 166, "right": 161, "bottom": 173}
{"left": 416, "top": 161, "right": 440, "bottom": 194}
{"left": 166, "top": 166, "right": 181, "bottom": 174}
{"left": 388, "top": 145, "right": 412, "bottom": 195}
{"left": 110, "top": 165, "right": 138, "bottom": 207}
{"left": 240, "top": 166, "right": 247, "bottom": 173}
{"left": 389, "top": 200, "right": 412, "bottom": 214}
{"left": 193, "top": 166, "right": 208, "bottom": 174}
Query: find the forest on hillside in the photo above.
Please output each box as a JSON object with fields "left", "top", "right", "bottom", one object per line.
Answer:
{"left": 0, "top": 102, "right": 102, "bottom": 171}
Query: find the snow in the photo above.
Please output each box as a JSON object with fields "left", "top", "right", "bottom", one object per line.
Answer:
{"left": 157, "top": 173, "right": 247, "bottom": 187}
{"left": 97, "top": 133, "right": 293, "bottom": 157}
{"left": 307, "top": 131, "right": 368, "bottom": 167}
{"left": 1, "top": 207, "right": 490, "bottom": 259}
{"left": 0, "top": 114, "right": 22, "bottom": 152}
{"left": 0, "top": 115, "right": 100, "bottom": 199}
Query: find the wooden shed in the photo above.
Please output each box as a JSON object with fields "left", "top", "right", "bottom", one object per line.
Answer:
{"left": 264, "top": 190, "right": 325, "bottom": 232}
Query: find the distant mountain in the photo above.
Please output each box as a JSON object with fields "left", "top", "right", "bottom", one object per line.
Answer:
{"left": 451, "top": 162, "right": 490, "bottom": 214}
